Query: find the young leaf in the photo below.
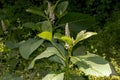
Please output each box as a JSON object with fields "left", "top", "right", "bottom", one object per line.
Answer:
{"left": 61, "top": 36, "right": 73, "bottom": 46}
{"left": 19, "top": 39, "right": 44, "bottom": 59}
{"left": 28, "top": 47, "right": 59, "bottom": 69}
{"left": 37, "top": 31, "right": 52, "bottom": 42}
{"left": 71, "top": 54, "right": 112, "bottom": 76}
{"left": 42, "top": 72, "right": 64, "bottom": 80}
{"left": 74, "top": 30, "right": 97, "bottom": 46}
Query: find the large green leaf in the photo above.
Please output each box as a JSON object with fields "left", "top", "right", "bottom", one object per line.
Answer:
{"left": 56, "top": 12, "right": 96, "bottom": 36}
{"left": 49, "top": 43, "right": 66, "bottom": 66}
{"left": 37, "top": 31, "right": 52, "bottom": 42}
{"left": 5, "top": 40, "right": 25, "bottom": 49}
{"left": 49, "top": 55, "right": 65, "bottom": 66}
{"left": 28, "top": 47, "right": 59, "bottom": 69}
{"left": 74, "top": 30, "right": 97, "bottom": 46}
{"left": 0, "top": 73, "right": 23, "bottom": 80}
{"left": 26, "top": 8, "right": 46, "bottom": 18}
{"left": 41, "top": 21, "right": 52, "bottom": 32}
{"left": 73, "top": 46, "right": 86, "bottom": 56}
{"left": 22, "top": 22, "right": 36, "bottom": 29}
{"left": 19, "top": 39, "right": 44, "bottom": 59}
{"left": 42, "top": 72, "right": 64, "bottom": 80}
{"left": 71, "top": 53, "right": 112, "bottom": 76}
{"left": 58, "top": 12, "right": 96, "bottom": 27}
{"left": 22, "top": 22, "right": 41, "bottom": 31}
{"left": 56, "top": 1, "right": 68, "bottom": 18}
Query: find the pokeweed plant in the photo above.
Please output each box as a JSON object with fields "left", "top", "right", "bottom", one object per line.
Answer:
{"left": 15, "top": 1, "right": 112, "bottom": 80}
{"left": 27, "top": 23, "right": 112, "bottom": 80}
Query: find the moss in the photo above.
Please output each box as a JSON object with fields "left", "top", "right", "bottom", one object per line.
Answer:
{"left": 88, "top": 75, "right": 120, "bottom": 80}
{"left": 111, "top": 58, "right": 120, "bottom": 75}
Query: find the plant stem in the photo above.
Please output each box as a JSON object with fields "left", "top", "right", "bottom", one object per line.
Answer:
{"left": 65, "top": 48, "right": 72, "bottom": 80}
{"left": 65, "top": 55, "right": 70, "bottom": 80}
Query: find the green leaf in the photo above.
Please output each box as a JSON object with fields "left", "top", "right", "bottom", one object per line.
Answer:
{"left": 0, "top": 73, "right": 23, "bottom": 80}
{"left": 73, "top": 46, "right": 86, "bottom": 56}
{"left": 61, "top": 36, "right": 73, "bottom": 46}
{"left": 28, "top": 47, "right": 59, "bottom": 69}
{"left": 49, "top": 55, "right": 65, "bottom": 66}
{"left": 42, "top": 72, "right": 64, "bottom": 80}
{"left": 26, "top": 8, "right": 46, "bottom": 18}
{"left": 71, "top": 54, "right": 112, "bottom": 76}
{"left": 0, "top": 38, "right": 3, "bottom": 41}
{"left": 54, "top": 32, "right": 63, "bottom": 39}
{"left": 19, "top": 39, "right": 44, "bottom": 59}
{"left": 22, "top": 22, "right": 42, "bottom": 31}
{"left": 22, "top": 22, "right": 35, "bottom": 28}
{"left": 56, "top": 12, "right": 96, "bottom": 35}
{"left": 51, "top": 0, "right": 60, "bottom": 12}
{"left": 48, "top": 43, "right": 66, "bottom": 66}
{"left": 5, "top": 40, "right": 25, "bottom": 49}
{"left": 74, "top": 30, "right": 97, "bottom": 46}
{"left": 37, "top": 31, "right": 52, "bottom": 42}
{"left": 51, "top": 42, "right": 66, "bottom": 61}
{"left": 56, "top": 1, "right": 68, "bottom": 17}
{"left": 41, "top": 21, "right": 52, "bottom": 32}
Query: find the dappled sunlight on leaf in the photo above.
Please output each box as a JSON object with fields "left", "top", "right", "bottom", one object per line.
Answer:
{"left": 42, "top": 72, "right": 64, "bottom": 80}
{"left": 71, "top": 53, "right": 112, "bottom": 76}
{"left": 74, "top": 30, "right": 97, "bottom": 46}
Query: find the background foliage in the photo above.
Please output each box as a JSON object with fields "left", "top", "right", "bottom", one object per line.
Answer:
{"left": 0, "top": 0, "right": 120, "bottom": 80}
